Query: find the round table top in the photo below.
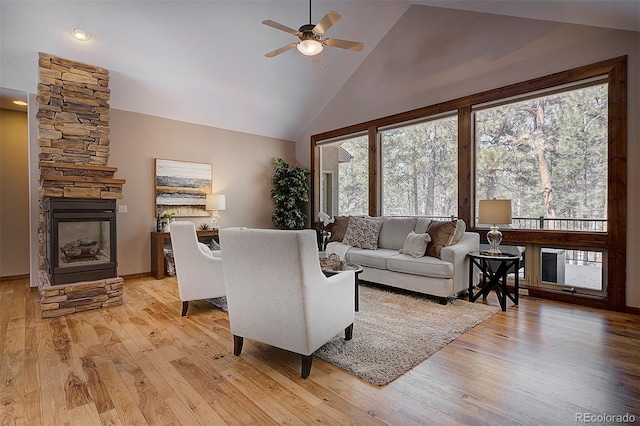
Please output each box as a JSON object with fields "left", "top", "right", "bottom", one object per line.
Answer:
{"left": 468, "top": 251, "right": 521, "bottom": 260}
{"left": 322, "top": 261, "right": 363, "bottom": 274}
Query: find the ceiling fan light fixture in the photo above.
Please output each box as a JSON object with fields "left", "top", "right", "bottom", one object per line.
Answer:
{"left": 297, "top": 39, "right": 323, "bottom": 56}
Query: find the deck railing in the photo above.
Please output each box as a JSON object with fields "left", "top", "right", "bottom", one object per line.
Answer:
{"left": 394, "top": 215, "right": 607, "bottom": 232}
{"left": 512, "top": 216, "right": 607, "bottom": 232}
{"left": 373, "top": 214, "right": 607, "bottom": 268}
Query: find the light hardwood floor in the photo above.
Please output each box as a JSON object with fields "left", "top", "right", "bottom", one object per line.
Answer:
{"left": 1, "top": 276, "right": 638, "bottom": 425}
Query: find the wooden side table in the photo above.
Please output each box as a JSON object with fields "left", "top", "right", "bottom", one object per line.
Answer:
{"left": 468, "top": 251, "right": 520, "bottom": 311}
{"left": 151, "top": 229, "right": 219, "bottom": 279}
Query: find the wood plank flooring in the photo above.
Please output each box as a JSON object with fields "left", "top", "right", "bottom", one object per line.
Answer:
{"left": 1, "top": 276, "right": 638, "bottom": 425}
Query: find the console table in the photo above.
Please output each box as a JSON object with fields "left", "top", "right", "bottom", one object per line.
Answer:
{"left": 150, "top": 229, "right": 219, "bottom": 279}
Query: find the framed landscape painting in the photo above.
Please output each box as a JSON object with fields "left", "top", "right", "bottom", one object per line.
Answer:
{"left": 155, "top": 159, "right": 212, "bottom": 217}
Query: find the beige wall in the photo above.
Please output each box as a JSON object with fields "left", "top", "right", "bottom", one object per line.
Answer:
{"left": 109, "top": 109, "right": 295, "bottom": 276}
{"left": 0, "top": 108, "right": 29, "bottom": 277}
{"left": 297, "top": 5, "right": 640, "bottom": 308}
{"left": 7, "top": 107, "right": 295, "bottom": 278}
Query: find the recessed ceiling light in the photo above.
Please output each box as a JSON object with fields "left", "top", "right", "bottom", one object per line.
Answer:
{"left": 13, "top": 100, "right": 28, "bottom": 106}
{"left": 70, "top": 27, "right": 91, "bottom": 41}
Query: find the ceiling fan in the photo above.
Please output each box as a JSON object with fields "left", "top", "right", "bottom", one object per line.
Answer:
{"left": 262, "top": 0, "right": 364, "bottom": 62}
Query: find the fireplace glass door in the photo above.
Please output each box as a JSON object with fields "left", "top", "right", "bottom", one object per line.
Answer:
{"left": 57, "top": 220, "right": 112, "bottom": 268}
{"left": 45, "top": 198, "right": 117, "bottom": 285}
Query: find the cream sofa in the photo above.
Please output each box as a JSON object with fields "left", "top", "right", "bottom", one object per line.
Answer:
{"left": 326, "top": 216, "right": 479, "bottom": 303}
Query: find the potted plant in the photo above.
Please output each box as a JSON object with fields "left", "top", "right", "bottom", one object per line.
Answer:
{"left": 270, "top": 158, "right": 309, "bottom": 229}
{"left": 161, "top": 212, "right": 176, "bottom": 232}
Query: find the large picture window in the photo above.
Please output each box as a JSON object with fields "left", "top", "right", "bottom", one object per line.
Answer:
{"left": 381, "top": 115, "right": 458, "bottom": 217}
{"left": 474, "top": 82, "right": 608, "bottom": 232}
{"left": 311, "top": 56, "right": 626, "bottom": 311}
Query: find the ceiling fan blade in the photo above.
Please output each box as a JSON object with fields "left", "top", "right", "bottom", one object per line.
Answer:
{"left": 262, "top": 20, "right": 301, "bottom": 36}
{"left": 313, "top": 10, "right": 341, "bottom": 35}
{"left": 324, "top": 38, "right": 364, "bottom": 51}
{"left": 265, "top": 43, "right": 298, "bottom": 58}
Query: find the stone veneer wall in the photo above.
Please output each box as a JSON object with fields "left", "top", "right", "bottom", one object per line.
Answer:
{"left": 37, "top": 53, "right": 125, "bottom": 318}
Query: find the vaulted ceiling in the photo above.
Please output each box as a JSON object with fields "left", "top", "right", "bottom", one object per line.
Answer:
{"left": 1, "top": 1, "right": 638, "bottom": 142}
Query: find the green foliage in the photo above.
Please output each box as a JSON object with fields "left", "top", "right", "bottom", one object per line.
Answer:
{"left": 475, "top": 83, "right": 608, "bottom": 220}
{"left": 270, "top": 158, "right": 309, "bottom": 229}
{"left": 324, "top": 83, "right": 607, "bottom": 225}
{"left": 337, "top": 136, "right": 369, "bottom": 215}
{"left": 381, "top": 116, "right": 458, "bottom": 216}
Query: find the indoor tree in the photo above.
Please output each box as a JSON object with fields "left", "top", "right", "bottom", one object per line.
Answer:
{"left": 270, "top": 158, "right": 309, "bottom": 229}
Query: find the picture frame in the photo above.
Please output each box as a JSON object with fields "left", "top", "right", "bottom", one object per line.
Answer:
{"left": 155, "top": 159, "right": 212, "bottom": 217}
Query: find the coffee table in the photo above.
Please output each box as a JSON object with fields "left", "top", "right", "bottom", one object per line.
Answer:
{"left": 322, "top": 262, "right": 363, "bottom": 312}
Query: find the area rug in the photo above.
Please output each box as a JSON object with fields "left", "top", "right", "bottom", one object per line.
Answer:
{"left": 208, "top": 285, "right": 500, "bottom": 386}
{"left": 314, "top": 285, "right": 500, "bottom": 386}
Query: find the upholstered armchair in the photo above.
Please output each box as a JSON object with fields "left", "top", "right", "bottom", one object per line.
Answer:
{"left": 220, "top": 228, "right": 355, "bottom": 379}
{"left": 169, "top": 221, "right": 226, "bottom": 316}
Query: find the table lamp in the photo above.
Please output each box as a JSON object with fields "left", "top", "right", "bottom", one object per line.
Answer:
{"left": 206, "top": 194, "right": 226, "bottom": 229}
{"left": 478, "top": 199, "right": 512, "bottom": 255}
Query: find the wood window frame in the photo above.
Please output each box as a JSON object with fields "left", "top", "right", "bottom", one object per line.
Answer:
{"left": 311, "top": 56, "right": 626, "bottom": 311}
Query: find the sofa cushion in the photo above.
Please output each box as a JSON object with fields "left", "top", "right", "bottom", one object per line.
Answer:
{"left": 426, "top": 220, "right": 457, "bottom": 258}
{"left": 399, "top": 231, "right": 431, "bottom": 258}
{"left": 414, "top": 218, "right": 431, "bottom": 234}
{"left": 377, "top": 216, "right": 418, "bottom": 250}
{"left": 451, "top": 219, "right": 466, "bottom": 245}
{"left": 342, "top": 217, "right": 383, "bottom": 250}
{"left": 328, "top": 215, "right": 350, "bottom": 242}
{"left": 346, "top": 248, "right": 397, "bottom": 269}
{"left": 387, "top": 254, "right": 454, "bottom": 279}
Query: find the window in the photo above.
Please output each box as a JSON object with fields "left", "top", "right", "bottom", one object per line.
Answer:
{"left": 311, "top": 56, "right": 626, "bottom": 310}
{"left": 474, "top": 83, "right": 608, "bottom": 232}
{"left": 474, "top": 82, "right": 609, "bottom": 294}
{"left": 380, "top": 115, "right": 458, "bottom": 216}
{"left": 317, "top": 135, "right": 369, "bottom": 217}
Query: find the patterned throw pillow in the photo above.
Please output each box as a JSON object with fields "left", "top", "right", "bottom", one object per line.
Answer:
{"left": 399, "top": 231, "right": 431, "bottom": 258}
{"left": 425, "top": 220, "right": 457, "bottom": 258}
{"left": 342, "top": 217, "right": 383, "bottom": 250}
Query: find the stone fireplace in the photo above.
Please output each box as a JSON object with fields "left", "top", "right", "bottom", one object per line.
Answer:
{"left": 37, "top": 53, "right": 125, "bottom": 318}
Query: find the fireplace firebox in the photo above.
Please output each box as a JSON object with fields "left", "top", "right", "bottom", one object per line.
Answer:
{"left": 44, "top": 198, "right": 117, "bottom": 285}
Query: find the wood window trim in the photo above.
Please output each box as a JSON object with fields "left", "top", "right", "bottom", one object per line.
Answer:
{"left": 310, "top": 56, "right": 627, "bottom": 311}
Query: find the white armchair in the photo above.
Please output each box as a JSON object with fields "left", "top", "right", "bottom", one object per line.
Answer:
{"left": 169, "top": 221, "right": 225, "bottom": 316}
{"left": 220, "top": 228, "right": 355, "bottom": 379}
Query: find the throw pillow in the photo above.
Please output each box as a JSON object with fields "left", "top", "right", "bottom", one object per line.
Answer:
{"left": 328, "top": 215, "right": 350, "bottom": 242}
{"left": 451, "top": 219, "right": 466, "bottom": 245}
{"left": 399, "top": 231, "right": 431, "bottom": 258}
{"left": 209, "top": 238, "right": 220, "bottom": 251}
{"left": 425, "top": 220, "right": 457, "bottom": 258}
{"left": 342, "top": 217, "right": 383, "bottom": 250}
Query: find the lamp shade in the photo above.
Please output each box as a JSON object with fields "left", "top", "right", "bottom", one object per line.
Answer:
{"left": 478, "top": 199, "right": 512, "bottom": 225}
{"left": 205, "top": 194, "right": 226, "bottom": 211}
